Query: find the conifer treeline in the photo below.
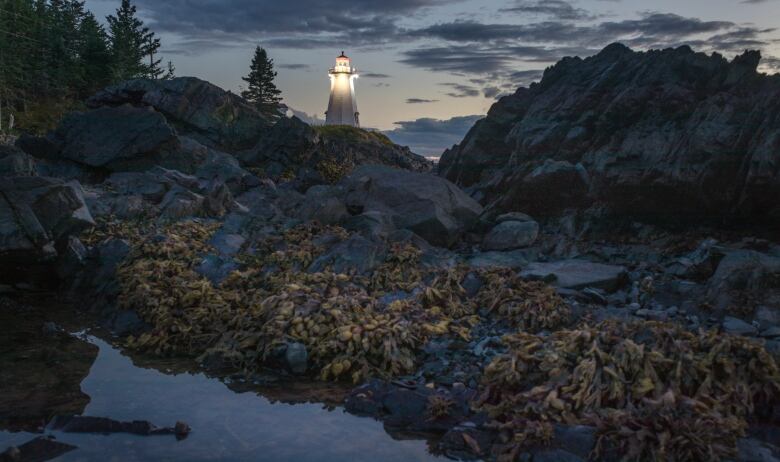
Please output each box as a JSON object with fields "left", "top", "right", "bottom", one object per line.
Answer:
{"left": 0, "top": 0, "right": 172, "bottom": 133}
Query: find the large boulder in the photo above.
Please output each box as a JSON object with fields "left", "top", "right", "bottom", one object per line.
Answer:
{"left": 87, "top": 77, "right": 273, "bottom": 151}
{"left": 440, "top": 43, "right": 780, "bottom": 225}
{"left": 51, "top": 105, "right": 181, "bottom": 171}
{"left": 341, "top": 165, "right": 483, "bottom": 247}
{"left": 0, "top": 177, "right": 94, "bottom": 263}
{"left": 705, "top": 249, "right": 780, "bottom": 311}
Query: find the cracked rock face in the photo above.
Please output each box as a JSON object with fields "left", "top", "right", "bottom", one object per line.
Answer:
{"left": 0, "top": 177, "right": 94, "bottom": 262}
{"left": 439, "top": 43, "right": 780, "bottom": 224}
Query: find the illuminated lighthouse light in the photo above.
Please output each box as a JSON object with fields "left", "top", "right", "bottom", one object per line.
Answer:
{"left": 325, "top": 51, "right": 360, "bottom": 127}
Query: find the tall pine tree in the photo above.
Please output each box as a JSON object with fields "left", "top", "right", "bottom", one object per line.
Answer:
{"left": 107, "top": 0, "right": 162, "bottom": 80}
{"left": 78, "top": 11, "right": 112, "bottom": 97}
{"left": 241, "top": 46, "right": 282, "bottom": 118}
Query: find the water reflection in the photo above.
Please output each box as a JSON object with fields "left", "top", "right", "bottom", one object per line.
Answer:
{"left": 1, "top": 336, "right": 442, "bottom": 462}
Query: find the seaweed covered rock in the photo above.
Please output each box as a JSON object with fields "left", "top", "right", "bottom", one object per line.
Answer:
{"left": 239, "top": 117, "right": 432, "bottom": 185}
{"left": 87, "top": 77, "right": 273, "bottom": 151}
{"left": 341, "top": 165, "right": 483, "bottom": 247}
{"left": 440, "top": 43, "right": 780, "bottom": 224}
{"left": 476, "top": 320, "right": 780, "bottom": 460}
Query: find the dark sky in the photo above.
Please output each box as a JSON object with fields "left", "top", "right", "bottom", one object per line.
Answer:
{"left": 86, "top": 0, "right": 780, "bottom": 156}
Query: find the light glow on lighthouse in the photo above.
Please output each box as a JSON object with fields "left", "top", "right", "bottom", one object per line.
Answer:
{"left": 325, "top": 51, "right": 360, "bottom": 127}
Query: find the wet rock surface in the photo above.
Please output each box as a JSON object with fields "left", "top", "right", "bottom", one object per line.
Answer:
{"left": 0, "top": 436, "right": 76, "bottom": 462}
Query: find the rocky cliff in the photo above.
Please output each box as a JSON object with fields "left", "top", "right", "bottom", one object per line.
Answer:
{"left": 439, "top": 43, "right": 780, "bottom": 225}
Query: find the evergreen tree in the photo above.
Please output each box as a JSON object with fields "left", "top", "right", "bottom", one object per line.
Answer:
{"left": 107, "top": 0, "right": 162, "bottom": 80}
{"left": 0, "top": 0, "right": 171, "bottom": 133}
{"left": 241, "top": 46, "right": 282, "bottom": 118}
{"left": 78, "top": 11, "right": 112, "bottom": 97}
{"left": 162, "top": 60, "right": 175, "bottom": 80}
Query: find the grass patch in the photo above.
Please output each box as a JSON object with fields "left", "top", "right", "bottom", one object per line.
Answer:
{"left": 314, "top": 125, "right": 393, "bottom": 146}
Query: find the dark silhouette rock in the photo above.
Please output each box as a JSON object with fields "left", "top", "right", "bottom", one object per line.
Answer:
{"left": 87, "top": 77, "right": 272, "bottom": 151}
{"left": 440, "top": 44, "right": 780, "bottom": 224}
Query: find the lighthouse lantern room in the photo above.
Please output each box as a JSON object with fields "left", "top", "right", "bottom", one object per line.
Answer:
{"left": 325, "top": 51, "right": 360, "bottom": 127}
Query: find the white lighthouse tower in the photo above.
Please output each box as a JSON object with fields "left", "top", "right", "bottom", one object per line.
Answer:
{"left": 325, "top": 52, "right": 360, "bottom": 127}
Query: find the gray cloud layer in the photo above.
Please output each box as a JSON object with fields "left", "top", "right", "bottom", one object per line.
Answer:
{"left": 384, "top": 115, "right": 483, "bottom": 156}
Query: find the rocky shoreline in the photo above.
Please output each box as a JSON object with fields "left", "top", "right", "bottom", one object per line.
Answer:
{"left": 2, "top": 44, "right": 780, "bottom": 461}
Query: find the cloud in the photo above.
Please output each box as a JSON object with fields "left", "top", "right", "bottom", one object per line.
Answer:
{"left": 384, "top": 115, "right": 483, "bottom": 156}
{"left": 130, "top": 0, "right": 456, "bottom": 52}
{"left": 439, "top": 82, "right": 480, "bottom": 97}
{"left": 401, "top": 12, "right": 774, "bottom": 77}
{"left": 406, "top": 98, "right": 439, "bottom": 103}
{"left": 482, "top": 86, "right": 501, "bottom": 98}
{"left": 279, "top": 63, "right": 310, "bottom": 69}
{"left": 501, "top": 0, "right": 595, "bottom": 21}
{"left": 362, "top": 72, "right": 391, "bottom": 78}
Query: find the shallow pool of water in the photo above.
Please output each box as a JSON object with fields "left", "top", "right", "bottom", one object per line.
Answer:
{"left": 0, "top": 336, "right": 443, "bottom": 461}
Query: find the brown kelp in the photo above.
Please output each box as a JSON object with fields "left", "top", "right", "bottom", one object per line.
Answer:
{"left": 476, "top": 320, "right": 780, "bottom": 461}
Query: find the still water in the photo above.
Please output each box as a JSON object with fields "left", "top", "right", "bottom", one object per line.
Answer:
{"left": 0, "top": 336, "right": 442, "bottom": 461}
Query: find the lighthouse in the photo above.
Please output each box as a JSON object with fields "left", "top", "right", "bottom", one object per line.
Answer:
{"left": 325, "top": 52, "right": 360, "bottom": 127}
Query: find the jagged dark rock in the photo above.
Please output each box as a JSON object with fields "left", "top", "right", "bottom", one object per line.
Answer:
{"left": 439, "top": 43, "right": 780, "bottom": 225}
{"left": 87, "top": 77, "right": 273, "bottom": 151}
{"left": 0, "top": 177, "right": 94, "bottom": 264}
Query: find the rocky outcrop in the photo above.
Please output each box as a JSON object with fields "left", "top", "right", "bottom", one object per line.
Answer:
{"left": 440, "top": 43, "right": 780, "bottom": 224}
{"left": 53, "top": 106, "right": 180, "bottom": 171}
{"left": 87, "top": 77, "right": 273, "bottom": 151}
{"left": 0, "top": 176, "right": 94, "bottom": 263}
{"left": 341, "top": 165, "right": 483, "bottom": 247}
{"left": 239, "top": 116, "right": 431, "bottom": 186}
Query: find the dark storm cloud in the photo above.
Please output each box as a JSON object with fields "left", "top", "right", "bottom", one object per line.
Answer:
{"left": 383, "top": 115, "right": 483, "bottom": 156}
{"left": 400, "top": 44, "right": 594, "bottom": 74}
{"left": 402, "top": 12, "right": 772, "bottom": 77}
{"left": 502, "top": 0, "right": 595, "bottom": 21}
{"left": 406, "top": 98, "right": 439, "bottom": 103}
{"left": 132, "top": 0, "right": 453, "bottom": 50}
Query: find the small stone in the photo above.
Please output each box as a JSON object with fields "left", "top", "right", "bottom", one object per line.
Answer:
{"left": 482, "top": 220, "right": 539, "bottom": 251}
{"left": 722, "top": 316, "right": 759, "bottom": 336}
{"left": 174, "top": 421, "right": 191, "bottom": 439}
{"left": 760, "top": 326, "right": 780, "bottom": 338}
{"left": 284, "top": 342, "right": 308, "bottom": 375}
